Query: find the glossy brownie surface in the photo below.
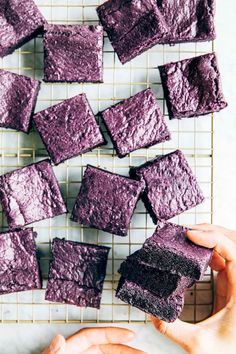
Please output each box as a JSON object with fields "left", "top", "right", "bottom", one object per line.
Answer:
{"left": 71, "top": 165, "right": 144, "bottom": 236}
{"left": 33, "top": 94, "right": 105, "bottom": 165}
{"left": 101, "top": 88, "right": 170, "bottom": 157}
{"left": 159, "top": 53, "right": 227, "bottom": 119}
{"left": 44, "top": 24, "right": 103, "bottom": 82}
{"left": 0, "top": 159, "right": 67, "bottom": 229}
{"left": 0, "top": 228, "right": 41, "bottom": 295}
{"left": 0, "top": 69, "right": 40, "bottom": 132}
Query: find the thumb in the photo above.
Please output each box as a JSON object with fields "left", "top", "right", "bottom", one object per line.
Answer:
{"left": 151, "top": 317, "right": 197, "bottom": 352}
{"left": 42, "top": 334, "right": 66, "bottom": 354}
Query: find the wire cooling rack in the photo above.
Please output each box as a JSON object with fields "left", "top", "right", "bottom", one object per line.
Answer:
{"left": 0, "top": 0, "right": 214, "bottom": 324}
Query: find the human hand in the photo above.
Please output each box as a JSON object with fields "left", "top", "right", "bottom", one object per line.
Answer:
{"left": 151, "top": 223, "right": 236, "bottom": 354}
{"left": 42, "top": 327, "right": 146, "bottom": 354}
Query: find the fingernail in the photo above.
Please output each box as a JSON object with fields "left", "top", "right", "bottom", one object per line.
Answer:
{"left": 49, "top": 335, "right": 64, "bottom": 353}
{"left": 127, "top": 330, "right": 135, "bottom": 339}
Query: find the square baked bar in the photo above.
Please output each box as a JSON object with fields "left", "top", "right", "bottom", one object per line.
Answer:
{"left": 33, "top": 94, "right": 105, "bottom": 165}
{"left": 0, "top": 0, "right": 45, "bottom": 57}
{"left": 0, "top": 228, "right": 41, "bottom": 295}
{"left": 157, "top": 0, "right": 216, "bottom": 44}
{"left": 130, "top": 150, "right": 204, "bottom": 222}
{"left": 0, "top": 69, "right": 40, "bottom": 132}
{"left": 43, "top": 24, "right": 103, "bottom": 82}
{"left": 71, "top": 165, "right": 144, "bottom": 236}
{"left": 97, "top": 0, "right": 168, "bottom": 64}
{"left": 128, "top": 223, "right": 212, "bottom": 280}
{"left": 45, "top": 238, "right": 110, "bottom": 308}
{"left": 100, "top": 88, "right": 170, "bottom": 157}
{"left": 159, "top": 53, "right": 227, "bottom": 119}
{"left": 0, "top": 159, "right": 67, "bottom": 229}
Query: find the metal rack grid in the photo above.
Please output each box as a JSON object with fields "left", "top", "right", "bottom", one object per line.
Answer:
{"left": 0, "top": 0, "right": 214, "bottom": 324}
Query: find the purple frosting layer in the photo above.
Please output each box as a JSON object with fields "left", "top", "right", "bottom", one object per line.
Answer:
{"left": 157, "top": 0, "right": 216, "bottom": 44}
{"left": 131, "top": 150, "right": 204, "bottom": 222}
{"left": 0, "top": 228, "right": 41, "bottom": 295}
{"left": 97, "top": 0, "right": 168, "bottom": 64}
{"left": 101, "top": 88, "right": 170, "bottom": 158}
{"left": 71, "top": 165, "right": 144, "bottom": 236}
{"left": 118, "top": 259, "right": 192, "bottom": 297}
{"left": 159, "top": 53, "right": 228, "bottom": 119}
{"left": 43, "top": 24, "right": 103, "bottom": 82}
{"left": 0, "top": 0, "right": 45, "bottom": 57}
{"left": 49, "top": 238, "right": 110, "bottom": 291}
{"left": 128, "top": 223, "right": 212, "bottom": 280}
{"left": 0, "top": 69, "right": 40, "bottom": 132}
{"left": 45, "top": 279, "right": 102, "bottom": 309}
{"left": 33, "top": 94, "right": 105, "bottom": 165}
{"left": 116, "top": 277, "right": 184, "bottom": 322}
{"left": 0, "top": 159, "right": 67, "bottom": 229}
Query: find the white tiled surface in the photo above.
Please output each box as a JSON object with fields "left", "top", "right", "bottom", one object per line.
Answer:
{"left": 0, "top": 0, "right": 236, "bottom": 353}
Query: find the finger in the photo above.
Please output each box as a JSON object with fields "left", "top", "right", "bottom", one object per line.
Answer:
{"left": 210, "top": 250, "right": 225, "bottom": 272}
{"left": 186, "top": 229, "right": 236, "bottom": 262}
{"left": 188, "top": 224, "right": 236, "bottom": 241}
{"left": 82, "top": 344, "right": 146, "bottom": 354}
{"left": 42, "top": 335, "right": 66, "bottom": 354}
{"left": 151, "top": 317, "right": 197, "bottom": 352}
{"left": 214, "top": 270, "right": 228, "bottom": 313}
{"left": 66, "top": 327, "right": 135, "bottom": 354}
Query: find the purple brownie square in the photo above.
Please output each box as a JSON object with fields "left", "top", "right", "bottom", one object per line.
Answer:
{"left": 0, "top": 228, "right": 41, "bottom": 295}
{"left": 45, "top": 238, "right": 110, "bottom": 309}
{"left": 71, "top": 165, "right": 144, "bottom": 236}
{"left": 0, "top": 0, "right": 45, "bottom": 57}
{"left": 128, "top": 223, "right": 212, "bottom": 280}
{"left": 33, "top": 94, "right": 105, "bottom": 165}
{"left": 116, "top": 277, "right": 184, "bottom": 322}
{"left": 130, "top": 150, "right": 204, "bottom": 222}
{"left": 159, "top": 53, "right": 227, "bottom": 119}
{"left": 157, "top": 0, "right": 216, "bottom": 44}
{"left": 97, "top": 0, "right": 168, "bottom": 64}
{"left": 43, "top": 24, "right": 103, "bottom": 82}
{"left": 0, "top": 159, "right": 67, "bottom": 229}
{"left": 118, "top": 259, "right": 193, "bottom": 297}
{"left": 100, "top": 88, "right": 170, "bottom": 158}
{"left": 0, "top": 69, "right": 40, "bottom": 132}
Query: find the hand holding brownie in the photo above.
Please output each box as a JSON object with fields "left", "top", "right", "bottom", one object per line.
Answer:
{"left": 42, "top": 327, "right": 146, "bottom": 354}
{"left": 152, "top": 224, "right": 236, "bottom": 354}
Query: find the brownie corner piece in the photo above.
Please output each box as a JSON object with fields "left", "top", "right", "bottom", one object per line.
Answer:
{"left": 101, "top": 88, "right": 170, "bottom": 157}
{"left": 43, "top": 24, "right": 103, "bottom": 82}
{"left": 132, "top": 150, "right": 204, "bottom": 222}
{"left": 144, "top": 223, "right": 213, "bottom": 280}
{"left": 33, "top": 94, "right": 105, "bottom": 165}
{"left": 159, "top": 52, "right": 227, "bottom": 119}
{"left": 116, "top": 277, "right": 184, "bottom": 322}
{"left": 45, "top": 238, "right": 110, "bottom": 308}
{"left": 0, "top": 0, "right": 45, "bottom": 58}
{"left": 71, "top": 165, "right": 144, "bottom": 236}
{"left": 0, "top": 69, "right": 40, "bottom": 132}
{"left": 0, "top": 228, "right": 41, "bottom": 295}
{"left": 97, "top": 0, "right": 168, "bottom": 64}
{"left": 0, "top": 159, "right": 67, "bottom": 229}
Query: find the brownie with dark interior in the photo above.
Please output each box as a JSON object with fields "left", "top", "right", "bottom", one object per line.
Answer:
{"left": 71, "top": 165, "right": 144, "bottom": 236}
{"left": 0, "top": 69, "right": 40, "bottom": 132}
{"left": 0, "top": 228, "right": 41, "bottom": 295}
{"left": 43, "top": 24, "right": 103, "bottom": 82}
{"left": 130, "top": 150, "right": 204, "bottom": 223}
{"left": 45, "top": 238, "right": 110, "bottom": 309}
{"left": 100, "top": 88, "right": 170, "bottom": 158}
{"left": 116, "top": 277, "right": 184, "bottom": 322}
{"left": 118, "top": 259, "right": 193, "bottom": 297}
{"left": 0, "top": 0, "right": 45, "bottom": 57}
{"left": 0, "top": 159, "right": 67, "bottom": 229}
{"left": 97, "top": 0, "right": 168, "bottom": 64}
{"left": 128, "top": 223, "right": 212, "bottom": 280}
{"left": 157, "top": 0, "right": 216, "bottom": 44}
{"left": 33, "top": 94, "right": 105, "bottom": 165}
{"left": 159, "top": 53, "right": 227, "bottom": 119}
